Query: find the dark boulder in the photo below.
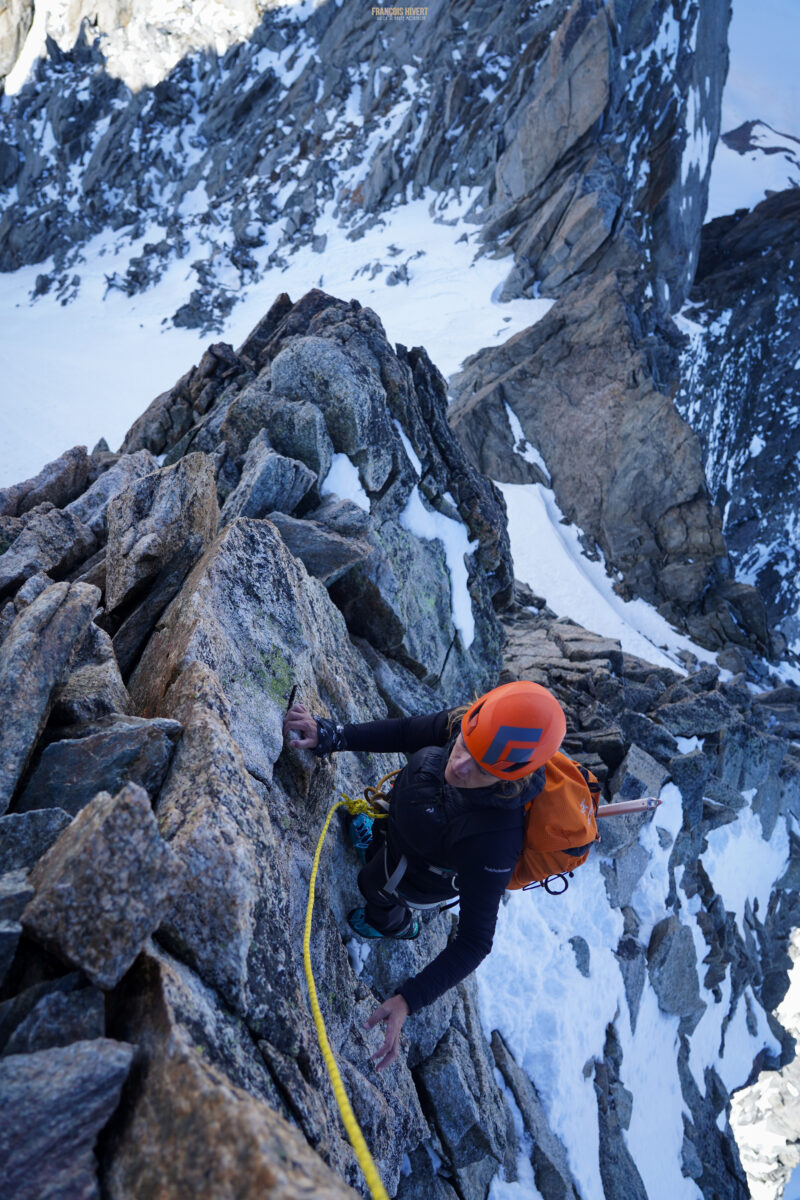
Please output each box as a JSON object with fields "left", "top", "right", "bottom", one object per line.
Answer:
{"left": 0, "top": 809, "right": 71, "bottom": 873}
{"left": 16, "top": 714, "right": 181, "bottom": 817}
{"left": 0, "top": 508, "right": 97, "bottom": 601}
{"left": 0, "top": 445, "right": 91, "bottom": 518}
{"left": 0, "top": 1039, "right": 134, "bottom": 1200}
{"left": 22, "top": 782, "right": 185, "bottom": 989}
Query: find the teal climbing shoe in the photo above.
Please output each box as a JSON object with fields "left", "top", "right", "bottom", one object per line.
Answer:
{"left": 347, "top": 907, "right": 420, "bottom": 941}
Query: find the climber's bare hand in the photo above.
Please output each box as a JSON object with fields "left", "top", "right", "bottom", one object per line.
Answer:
{"left": 283, "top": 703, "right": 317, "bottom": 749}
{"left": 365, "top": 994, "right": 409, "bottom": 1071}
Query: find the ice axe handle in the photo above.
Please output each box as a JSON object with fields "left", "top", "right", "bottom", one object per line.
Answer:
{"left": 596, "top": 797, "right": 661, "bottom": 818}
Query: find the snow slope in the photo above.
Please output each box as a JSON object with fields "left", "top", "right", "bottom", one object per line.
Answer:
{"left": 475, "top": 491, "right": 794, "bottom": 1200}
{"left": 0, "top": 192, "right": 552, "bottom": 489}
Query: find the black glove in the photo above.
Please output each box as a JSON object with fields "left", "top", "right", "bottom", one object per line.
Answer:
{"left": 313, "top": 717, "right": 347, "bottom": 757}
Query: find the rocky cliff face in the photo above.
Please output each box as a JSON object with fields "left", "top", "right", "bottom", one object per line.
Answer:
{"left": 0, "top": 0, "right": 727, "bottom": 320}
{"left": 442, "top": 0, "right": 774, "bottom": 659}
{"left": 0, "top": 289, "right": 799, "bottom": 1200}
{"left": 675, "top": 188, "right": 800, "bottom": 660}
{"left": 447, "top": 274, "right": 770, "bottom": 658}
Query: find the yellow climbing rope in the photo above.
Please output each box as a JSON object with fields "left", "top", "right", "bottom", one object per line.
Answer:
{"left": 302, "top": 772, "right": 398, "bottom": 1200}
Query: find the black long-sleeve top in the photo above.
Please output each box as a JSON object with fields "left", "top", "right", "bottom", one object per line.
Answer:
{"left": 332, "top": 710, "right": 543, "bottom": 1013}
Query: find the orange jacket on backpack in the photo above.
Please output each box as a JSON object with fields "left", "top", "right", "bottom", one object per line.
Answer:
{"left": 508, "top": 751, "right": 600, "bottom": 889}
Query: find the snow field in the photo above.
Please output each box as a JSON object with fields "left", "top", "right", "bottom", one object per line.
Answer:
{"left": 629, "top": 783, "right": 684, "bottom": 941}
{"left": 0, "top": 191, "right": 553, "bottom": 490}
{"left": 478, "top": 856, "right": 626, "bottom": 1200}
{"left": 497, "top": 477, "right": 717, "bottom": 674}
{"left": 702, "top": 805, "right": 790, "bottom": 932}
{"left": 618, "top": 984, "right": 698, "bottom": 1200}
{"left": 480, "top": 455, "right": 794, "bottom": 1198}
{"left": 490, "top": 1069, "right": 545, "bottom": 1200}
{"left": 481, "top": 781, "right": 704, "bottom": 1200}
{"left": 481, "top": 774, "right": 793, "bottom": 1200}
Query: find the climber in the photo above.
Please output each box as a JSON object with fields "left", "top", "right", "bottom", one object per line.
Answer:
{"left": 282, "top": 681, "right": 567, "bottom": 1070}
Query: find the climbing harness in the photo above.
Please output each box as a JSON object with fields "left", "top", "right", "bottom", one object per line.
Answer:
{"left": 302, "top": 772, "right": 397, "bottom": 1200}
{"left": 380, "top": 850, "right": 459, "bottom": 910}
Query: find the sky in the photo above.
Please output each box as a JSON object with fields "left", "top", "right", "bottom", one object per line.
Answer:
{"left": 706, "top": 0, "right": 800, "bottom": 218}
{"left": 721, "top": 0, "right": 799, "bottom": 134}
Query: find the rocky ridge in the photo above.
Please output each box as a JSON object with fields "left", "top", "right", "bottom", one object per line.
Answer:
{"left": 0, "top": 289, "right": 798, "bottom": 1199}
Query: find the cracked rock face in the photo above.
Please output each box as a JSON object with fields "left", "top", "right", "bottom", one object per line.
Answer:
{"left": 105, "top": 452, "right": 219, "bottom": 613}
{"left": 153, "top": 662, "right": 271, "bottom": 1016}
{"left": 0, "top": 581, "right": 100, "bottom": 814}
{"left": 104, "top": 948, "right": 361, "bottom": 1200}
{"left": 128, "top": 515, "right": 386, "bottom": 782}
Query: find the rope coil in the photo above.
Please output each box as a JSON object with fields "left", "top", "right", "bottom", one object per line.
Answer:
{"left": 301, "top": 772, "right": 397, "bottom": 1200}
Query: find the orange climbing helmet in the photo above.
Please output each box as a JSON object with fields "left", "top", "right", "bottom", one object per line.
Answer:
{"left": 461, "top": 681, "right": 566, "bottom": 779}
